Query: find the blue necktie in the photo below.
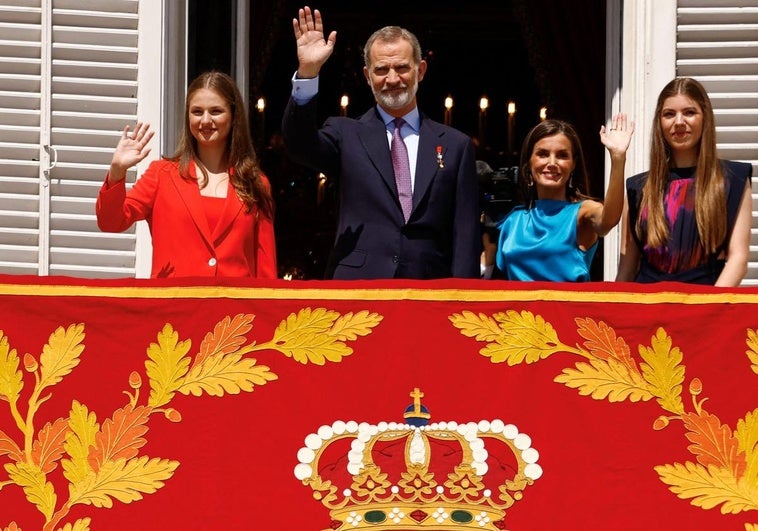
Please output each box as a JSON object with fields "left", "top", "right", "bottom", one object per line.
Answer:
{"left": 391, "top": 117, "right": 412, "bottom": 222}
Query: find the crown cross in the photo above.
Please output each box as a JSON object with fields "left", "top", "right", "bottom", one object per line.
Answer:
{"left": 403, "top": 387, "right": 431, "bottom": 425}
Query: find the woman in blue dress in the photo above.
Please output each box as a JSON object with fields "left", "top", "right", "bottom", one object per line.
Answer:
{"left": 616, "top": 77, "right": 752, "bottom": 286}
{"left": 494, "top": 114, "right": 634, "bottom": 281}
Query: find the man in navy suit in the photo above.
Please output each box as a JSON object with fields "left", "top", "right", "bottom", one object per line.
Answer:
{"left": 282, "top": 6, "right": 481, "bottom": 280}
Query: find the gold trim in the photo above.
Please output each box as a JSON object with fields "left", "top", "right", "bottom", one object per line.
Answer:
{"left": 1, "top": 282, "right": 758, "bottom": 305}
{"left": 0, "top": 284, "right": 758, "bottom": 304}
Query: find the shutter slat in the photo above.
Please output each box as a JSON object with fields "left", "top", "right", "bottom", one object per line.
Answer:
{"left": 1, "top": 2, "right": 142, "bottom": 276}
{"left": 0, "top": 4, "right": 41, "bottom": 272}
{"left": 47, "top": 3, "right": 140, "bottom": 276}
{"left": 677, "top": 0, "right": 758, "bottom": 284}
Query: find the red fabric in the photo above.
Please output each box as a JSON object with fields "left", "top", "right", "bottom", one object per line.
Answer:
{"left": 96, "top": 159, "right": 277, "bottom": 278}
{"left": 1, "top": 275, "right": 756, "bottom": 530}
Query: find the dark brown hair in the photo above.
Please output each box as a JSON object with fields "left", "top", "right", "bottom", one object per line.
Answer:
{"left": 363, "top": 26, "right": 422, "bottom": 68}
{"left": 518, "top": 119, "right": 592, "bottom": 209}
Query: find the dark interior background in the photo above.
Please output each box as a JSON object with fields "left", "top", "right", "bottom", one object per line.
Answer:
{"left": 188, "top": 0, "right": 607, "bottom": 279}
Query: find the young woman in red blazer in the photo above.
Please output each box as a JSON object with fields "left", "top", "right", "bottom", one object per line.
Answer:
{"left": 96, "top": 71, "right": 276, "bottom": 279}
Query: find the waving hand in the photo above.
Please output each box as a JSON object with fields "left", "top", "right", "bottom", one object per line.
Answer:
{"left": 292, "top": 6, "right": 337, "bottom": 79}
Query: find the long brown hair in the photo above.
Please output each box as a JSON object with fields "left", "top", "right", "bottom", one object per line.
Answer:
{"left": 518, "top": 119, "right": 592, "bottom": 209}
{"left": 171, "top": 71, "right": 274, "bottom": 218}
{"left": 638, "top": 77, "right": 724, "bottom": 252}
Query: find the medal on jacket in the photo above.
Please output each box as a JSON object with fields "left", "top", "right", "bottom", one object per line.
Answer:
{"left": 436, "top": 146, "right": 444, "bottom": 169}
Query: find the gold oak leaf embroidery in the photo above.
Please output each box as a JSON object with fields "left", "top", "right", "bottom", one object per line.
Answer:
{"left": 736, "top": 409, "right": 758, "bottom": 493}
{"left": 89, "top": 405, "right": 151, "bottom": 470}
{"left": 448, "top": 310, "right": 563, "bottom": 365}
{"left": 654, "top": 377, "right": 758, "bottom": 516}
{"left": 637, "top": 327, "right": 685, "bottom": 415}
{"left": 55, "top": 517, "right": 91, "bottom": 531}
{"left": 450, "top": 310, "right": 758, "bottom": 521}
{"left": 5, "top": 460, "right": 56, "bottom": 521}
{"left": 1, "top": 307, "right": 382, "bottom": 530}
{"left": 32, "top": 418, "right": 69, "bottom": 474}
{"left": 682, "top": 411, "right": 747, "bottom": 477}
{"left": 178, "top": 314, "right": 273, "bottom": 397}
{"left": 747, "top": 329, "right": 758, "bottom": 376}
{"left": 68, "top": 456, "right": 178, "bottom": 508}
{"left": 62, "top": 400, "right": 100, "bottom": 485}
{"left": 0, "top": 331, "right": 24, "bottom": 414}
{"left": 145, "top": 323, "right": 192, "bottom": 408}
{"left": 258, "top": 308, "right": 383, "bottom": 365}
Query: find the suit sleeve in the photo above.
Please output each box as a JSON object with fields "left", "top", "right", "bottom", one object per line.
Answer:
{"left": 452, "top": 138, "right": 483, "bottom": 278}
{"left": 281, "top": 97, "right": 340, "bottom": 176}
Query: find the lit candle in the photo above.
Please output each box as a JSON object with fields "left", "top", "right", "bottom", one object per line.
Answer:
{"left": 340, "top": 94, "right": 349, "bottom": 116}
{"left": 444, "top": 95, "right": 453, "bottom": 126}
{"left": 317, "top": 172, "right": 327, "bottom": 205}
{"left": 256, "top": 97, "right": 265, "bottom": 143}
{"left": 539, "top": 105, "right": 547, "bottom": 121}
{"left": 507, "top": 100, "right": 516, "bottom": 155}
{"left": 478, "top": 96, "right": 489, "bottom": 146}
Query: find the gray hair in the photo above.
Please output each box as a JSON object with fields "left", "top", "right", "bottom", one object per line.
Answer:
{"left": 363, "top": 26, "right": 423, "bottom": 67}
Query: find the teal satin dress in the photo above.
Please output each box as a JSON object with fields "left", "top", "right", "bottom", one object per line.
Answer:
{"left": 496, "top": 200, "right": 598, "bottom": 281}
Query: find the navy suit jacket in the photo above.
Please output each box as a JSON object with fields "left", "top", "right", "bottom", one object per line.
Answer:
{"left": 282, "top": 98, "right": 481, "bottom": 280}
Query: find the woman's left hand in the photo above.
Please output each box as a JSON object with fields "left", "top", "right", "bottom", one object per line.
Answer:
{"left": 600, "top": 112, "right": 634, "bottom": 158}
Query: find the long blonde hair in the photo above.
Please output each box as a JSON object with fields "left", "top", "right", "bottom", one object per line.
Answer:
{"left": 638, "top": 77, "right": 724, "bottom": 252}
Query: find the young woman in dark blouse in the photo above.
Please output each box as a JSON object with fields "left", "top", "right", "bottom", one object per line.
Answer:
{"left": 616, "top": 77, "right": 752, "bottom": 286}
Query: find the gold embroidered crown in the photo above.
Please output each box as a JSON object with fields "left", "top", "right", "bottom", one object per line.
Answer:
{"left": 294, "top": 388, "right": 542, "bottom": 530}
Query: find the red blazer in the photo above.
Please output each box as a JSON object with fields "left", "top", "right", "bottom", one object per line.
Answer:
{"left": 96, "top": 159, "right": 277, "bottom": 279}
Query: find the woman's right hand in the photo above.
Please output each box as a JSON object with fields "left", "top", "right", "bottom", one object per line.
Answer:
{"left": 599, "top": 113, "right": 634, "bottom": 160}
{"left": 108, "top": 122, "right": 155, "bottom": 183}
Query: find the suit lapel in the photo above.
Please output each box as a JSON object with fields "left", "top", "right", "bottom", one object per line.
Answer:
{"left": 358, "top": 109, "right": 397, "bottom": 197}
{"left": 414, "top": 116, "right": 444, "bottom": 211}
{"left": 357, "top": 109, "right": 447, "bottom": 221}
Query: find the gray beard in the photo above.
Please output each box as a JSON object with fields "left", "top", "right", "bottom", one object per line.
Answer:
{"left": 373, "top": 81, "right": 417, "bottom": 110}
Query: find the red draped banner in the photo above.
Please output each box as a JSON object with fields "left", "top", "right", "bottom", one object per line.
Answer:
{"left": 1, "top": 276, "right": 756, "bottom": 531}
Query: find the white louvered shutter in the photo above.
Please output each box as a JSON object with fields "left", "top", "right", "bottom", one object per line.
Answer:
{"left": 0, "top": 0, "right": 45, "bottom": 274}
{"left": 0, "top": 0, "right": 142, "bottom": 278}
{"left": 676, "top": 0, "right": 758, "bottom": 284}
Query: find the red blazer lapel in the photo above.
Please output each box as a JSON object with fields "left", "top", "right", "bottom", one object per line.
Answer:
{"left": 212, "top": 182, "right": 245, "bottom": 243}
{"left": 170, "top": 160, "right": 213, "bottom": 244}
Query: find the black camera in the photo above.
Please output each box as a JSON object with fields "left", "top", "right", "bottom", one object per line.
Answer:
{"left": 479, "top": 165, "right": 520, "bottom": 229}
